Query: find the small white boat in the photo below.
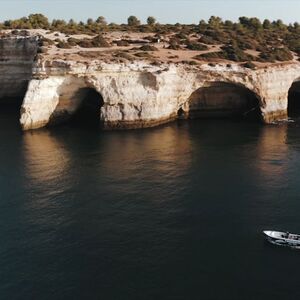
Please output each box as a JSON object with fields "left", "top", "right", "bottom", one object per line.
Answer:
{"left": 263, "top": 230, "right": 300, "bottom": 248}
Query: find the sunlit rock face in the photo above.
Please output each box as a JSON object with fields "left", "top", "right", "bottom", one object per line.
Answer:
{"left": 20, "top": 58, "right": 300, "bottom": 130}
{"left": 0, "top": 37, "right": 38, "bottom": 107}
{"left": 0, "top": 34, "right": 295, "bottom": 129}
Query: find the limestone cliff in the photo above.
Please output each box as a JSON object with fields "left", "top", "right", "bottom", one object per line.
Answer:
{"left": 2, "top": 35, "right": 300, "bottom": 130}
{"left": 20, "top": 56, "right": 300, "bottom": 130}
{"left": 0, "top": 36, "right": 38, "bottom": 105}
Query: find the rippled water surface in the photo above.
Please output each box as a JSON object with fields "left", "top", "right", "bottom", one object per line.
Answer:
{"left": 1, "top": 112, "right": 300, "bottom": 300}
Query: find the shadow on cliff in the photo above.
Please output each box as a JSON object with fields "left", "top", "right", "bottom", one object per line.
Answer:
{"left": 288, "top": 81, "right": 300, "bottom": 119}
{"left": 0, "top": 97, "right": 24, "bottom": 129}
{"left": 179, "top": 82, "right": 263, "bottom": 123}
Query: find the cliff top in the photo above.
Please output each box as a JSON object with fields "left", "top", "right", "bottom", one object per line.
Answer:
{"left": 14, "top": 29, "right": 292, "bottom": 70}
{"left": 2, "top": 14, "right": 300, "bottom": 70}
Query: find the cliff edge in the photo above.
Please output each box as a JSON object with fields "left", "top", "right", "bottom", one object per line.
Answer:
{"left": 1, "top": 30, "right": 300, "bottom": 130}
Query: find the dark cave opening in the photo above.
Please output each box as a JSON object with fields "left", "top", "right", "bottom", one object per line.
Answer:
{"left": 186, "top": 82, "right": 262, "bottom": 122}
{"left": 69, "top": 88, "right": 104, "bottom": 128}
{"left": 0, "top": 96, "right": 25, "bottom": 128}
{"left": 288, "top": 81, "right": 300, "bottom": 118}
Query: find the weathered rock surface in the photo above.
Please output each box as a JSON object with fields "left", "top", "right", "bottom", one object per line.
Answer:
{"left": 2, "top": 36, "right": 300, "bottom": 130}
{"left": 0, "top": 36, "right": 38, "bottom": 105}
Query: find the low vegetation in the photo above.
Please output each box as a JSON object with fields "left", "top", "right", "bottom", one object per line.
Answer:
{"left": 186, "top": 41, "right": 208, "bottom": 51}
{"left": 2, "top": 14, "right": 300, "bottom": 63}
{"left": 139, "top": 45, "right": 158, "bottom": 51}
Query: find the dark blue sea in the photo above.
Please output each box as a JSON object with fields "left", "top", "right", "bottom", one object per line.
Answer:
{"left": 1, "top": 111, "right": 300, "bottom": 300}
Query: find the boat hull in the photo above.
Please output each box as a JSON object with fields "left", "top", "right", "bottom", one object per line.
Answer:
{"left": 263, "top": 231, "right": 300, "bottom": 249}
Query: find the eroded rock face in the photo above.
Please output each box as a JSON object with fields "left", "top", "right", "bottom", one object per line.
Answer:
{"left": 0, "top": 36, "right": 38, "bottom": 106}
{"left": 20, "top": 58, "right": 300, "bottom": 130}
{"left": 2, "top": 36, "right": 300, "bottom": 130}
{"left": 187, "top": 82, "right": 261, "bottom": 119}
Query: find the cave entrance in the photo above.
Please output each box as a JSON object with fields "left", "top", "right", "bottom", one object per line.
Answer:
{"left": 184, "top": 82, "right": 262, "bottom": 122}
{"left": 0, "top": 97, "right": 24, "bottom": 114}
{"left": 0, "top": 96, "right": 26, "bottom": 128}
{"left": 50, "top": 87, "right": 104, "bottom": 129}
{"left": 69, "top": 88, "right": 104, "bottom": 128}
{"left": 288, "top": 81, "right": 300, "bottom": 118}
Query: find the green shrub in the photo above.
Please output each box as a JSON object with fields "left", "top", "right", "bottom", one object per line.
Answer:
{"left": 175, "top": 32, "right": 188, "bottom": 40}
{"left": 236, "top": 38, "right": 257, "bottom": 50}
{"left": 203, "top": 29, "right": 229, "bottom": 43}
{"left": 139, "top": 45, "right": 158, "bottom": 51}
{"left": 134, "top": 52, "right": 153, "bottom": 58}
{"left": 150, "top": 60, "right": 162, "bottom": 66}
{"left": 56, "top": 40, "right": 72, "bottom": 49}
{"left": 91, "top": 35, "right": 110, "bottom": 47}
{"left": 194, "top": 52, "right": 221, "bottom": 60}
{"left": 169, "top": 44, "right": 181, "bottom": 50}
{"left": 199, "top": 35, "right": 218, "bottom": 45}
{"left": 194, "top": 44, "right": 254, "bottom": 62}
{"left": 186, "top": 41, "right": 208, "bottom": 51}
{"left": 77, "top": 51, "right": 104, "bottom": 58}
{"left": 180, "top": 60, "right": 198, "bottom": 65}
{"left": 77, "top": 35, "right": 110, "bottom": 48}
{"left": 220, "top": 43, "right": 253, "bottom": 61}
{"left": 242, "top": 61, "right": 256, "bottom": 69}
{"left": 259, "top": 47, "right": 293, "bottom": 62}
{"left": 168, "top": 37, "right": 181, "bottom": 50}
{"left": 78, "top": 39, "right": 93, "bottom": 48}
{"left": 67, "top": 37, "right": 80, "bottom": 46}
{"left": 259, "top": 52, "right": 275, "bottom": 62}
{"left": 116, "top": 40, "right": 130, "bottom": 46}
{"left": 127, "top": 16, "right": 141, "bottom": 26}
{"left": 113, "top": 51, "right": 133, "bottom": 61}
{"left": 273, "top": 47, "right": 293, "bottom": 61}
{"left": 286, "top": 37, "right": 300, "bottom": 54}
{"left": 147, "top": 16, "right": 156, "bottom": 26}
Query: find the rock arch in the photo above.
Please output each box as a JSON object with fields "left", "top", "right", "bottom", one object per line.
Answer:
{"left": 179, "top": 81, "right": 262, "bottom": 121}
{"left": 48, "top": 79, "right": 104, "bottom": 128}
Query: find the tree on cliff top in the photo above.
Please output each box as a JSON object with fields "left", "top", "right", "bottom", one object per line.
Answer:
{"left": 239, "top": 17, "right": 262, "bottom": 31}
{"left": 28, "top": 14, "right": 49, "bottom": 29}
{"left": 87, "top": 18, "right": 94, "bottom": 26}
{"left": 263, "top": 19, "right": 271, "bottom": 29}
{"left": 208, "top": 16, "right": 222, "bottom": 29}
{"left": 128, "top": 16, "right": 141, "bottom": 26}
{"left": 96, "top": 16, "right": 107, "bottom": 25}
{"left": 147, "top": 16, "right": 156, "bottom": 26}
{"left": 51, "top": 19, "right": 67, "bottom": 30}
{"left": 68, "top": 19, "right": 77, "bottom": 26}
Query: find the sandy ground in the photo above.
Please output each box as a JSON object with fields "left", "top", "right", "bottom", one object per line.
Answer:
{"left": 32, "top": 29, "right": 225, "bottom": 64}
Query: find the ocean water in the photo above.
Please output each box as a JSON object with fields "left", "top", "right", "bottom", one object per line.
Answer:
{"left": 1, "top": 111, "right": 300, "bottom": 300}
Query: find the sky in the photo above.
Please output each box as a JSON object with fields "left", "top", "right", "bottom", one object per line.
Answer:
{"left": 0, "top": 0, "right": 300, "bottom": 24}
